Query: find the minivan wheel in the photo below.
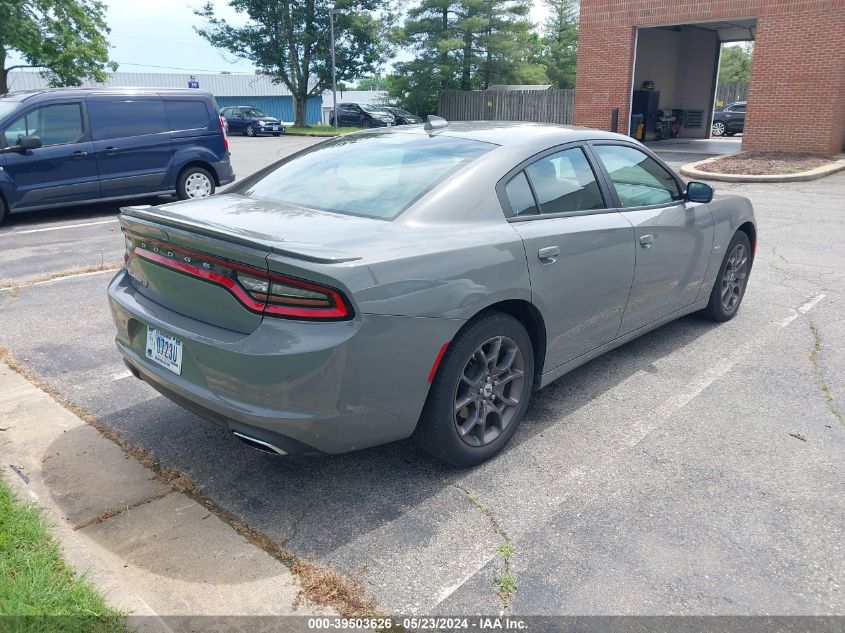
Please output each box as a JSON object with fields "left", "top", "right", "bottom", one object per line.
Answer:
{"left": 177, "top": 167, "right": 215, "bottom": 200}
{"left": 702, "top": 231, "right": 752, "bottom": 322}
{"left": 245, "top": 125, "right": 255, "bottom": 137}
{"left": 414, "top": 312, "right": 534, "bottom": 467}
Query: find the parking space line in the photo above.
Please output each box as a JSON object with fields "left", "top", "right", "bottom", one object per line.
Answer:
{"left": 0, "top": 267, "right": 121, "bottom": 291}
{"left": 2, "top": 219, "right": 118, "bottom": 236}
{"left": 778, "top": 293, "right": 826, "bottom": 327}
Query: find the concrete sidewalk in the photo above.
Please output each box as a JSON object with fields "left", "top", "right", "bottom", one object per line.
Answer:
{"left": 0, "top": 362, "right": 327, "bottom": 627}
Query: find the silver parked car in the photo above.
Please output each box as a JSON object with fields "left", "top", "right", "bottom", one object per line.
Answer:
{"left": 108, "top": 120, "right": 756, "bottom": 466}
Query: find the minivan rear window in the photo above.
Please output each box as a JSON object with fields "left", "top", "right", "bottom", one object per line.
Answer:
{"left": 88, "top": 98, "right": 168, "bottom": 140}
{"left": 164, "top": 100, "right": 211, "bottom": 131}
{"left": 240, "top": 132, "right": 494, "bottom": 220}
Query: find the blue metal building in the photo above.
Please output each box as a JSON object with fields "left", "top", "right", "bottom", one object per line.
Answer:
{"left": 6, "top": 71, "right": 324, "bottom": 125}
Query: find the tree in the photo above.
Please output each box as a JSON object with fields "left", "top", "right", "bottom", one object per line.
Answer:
{"left": 475, "top": 0, "right": 543, "bottom": 89}
{"left": 0, "top": 0, "right": 115, "bottom": 95}
{"left": 541, "top": 0, "right": 578, "bottom": 88}
{"left": 718, "top": 44, "right": 752, "bottom": 84}
{"left": 195, "top": 0, "right": 395, "bottom": 127}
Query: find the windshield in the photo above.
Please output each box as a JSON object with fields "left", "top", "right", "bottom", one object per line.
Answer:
{"left": 359, "top": 104, "right": 383, "bottom": 113}
{"left": 0, "top": 100, "right": 21, "bottom": 123}
{"left": 240, "top": 132, "right": 495, "bottom": 219}
{"left": 243, "top": 107, "right": 269, "bottom": 117}
{"left": 392, "top": 108, "right": 413, "bottom": 117}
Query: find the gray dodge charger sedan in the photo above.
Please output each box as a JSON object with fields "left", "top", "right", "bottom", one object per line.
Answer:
{"left": 108, "top": 119, "right": 755, "bottom": 466}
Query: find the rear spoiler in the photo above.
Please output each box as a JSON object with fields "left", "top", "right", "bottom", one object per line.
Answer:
{"left": 120, "top": 205, "right": 361, "bottom": 264}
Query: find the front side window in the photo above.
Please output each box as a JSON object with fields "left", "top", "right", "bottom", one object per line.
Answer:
{"left": 525, "top": 147, "right": 604, "bottom": 214}
{"left": 88, "top": 99, "right": 168, "bottom": 140}
{"left": 593, "top": 144, "right": 682, "bottom": 208}
{"left": 240, "top": 133, "right": 494, "bottom": 219}
{"left": 2, "top": 103, "right": 84, "bottom": 147}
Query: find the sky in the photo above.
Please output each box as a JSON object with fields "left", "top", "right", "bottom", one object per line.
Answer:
{"left": 9, "top": 0, "right": 552, "bottom": 76}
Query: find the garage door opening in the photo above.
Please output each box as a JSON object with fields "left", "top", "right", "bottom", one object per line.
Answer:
{"left": 629, "top": 18, "right": 756, "bottom": 144}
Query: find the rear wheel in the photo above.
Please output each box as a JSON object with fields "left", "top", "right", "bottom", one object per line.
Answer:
{"left": 414, "top": 312, "right": 534, "bottom": 467}
{"left": 177, "top": 166, "right": 215, "bottom": 200}
{"left": 702, "top": 231, "right": 752, "bottom": 322}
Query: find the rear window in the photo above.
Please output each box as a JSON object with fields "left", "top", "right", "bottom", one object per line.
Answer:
{"left": 240, "top": 132, "right": 495, "bottom": 219}
{"left": 88, "top": 98, "right": 168, "bottom": 140}
{"left": 164, "top": 100, "right": 211, "bottom": 131}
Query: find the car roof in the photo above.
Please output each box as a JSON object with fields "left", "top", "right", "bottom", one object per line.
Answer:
{"left": 386, "top": 120, "right": 629, "bottom": 147}
{"left": 1, "top": 87, "right": 214, "bottom": 105}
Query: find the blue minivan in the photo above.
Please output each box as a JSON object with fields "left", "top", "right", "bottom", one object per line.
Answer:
{"left": 0, "top": 88, "right": 234, "bottom": 223}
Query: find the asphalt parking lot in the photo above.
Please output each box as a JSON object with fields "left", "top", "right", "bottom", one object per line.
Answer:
{"left": 1, "top": 134, "right": 843, "bottom": 615}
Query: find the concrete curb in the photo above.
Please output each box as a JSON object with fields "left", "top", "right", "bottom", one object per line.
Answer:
{"left": 0, "top": 362, "right": 328, "bottom": 622}
{"left": 680, "top": 156, "right": 845, "bottom": 183}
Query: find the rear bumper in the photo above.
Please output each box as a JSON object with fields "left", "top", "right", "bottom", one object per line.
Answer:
{"left": 107, "top": 269, "right": 462, "bottom": 455}
{"left": 213, "top": 158, "right": 235, "bottom": 186}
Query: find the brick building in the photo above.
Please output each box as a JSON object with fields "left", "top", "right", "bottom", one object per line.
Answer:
{"left": 574, "top": 0, "right": 845, "bottom": 155}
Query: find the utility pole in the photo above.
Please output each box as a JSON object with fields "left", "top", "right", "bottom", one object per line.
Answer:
{"left": 330, "top": 8, "right": 343, "bottom": 129}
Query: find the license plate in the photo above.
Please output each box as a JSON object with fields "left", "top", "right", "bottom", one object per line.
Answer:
{"left": 146, "top": 327, "right": 183, "bottom": 375}
{"left": 271, "top": 126, "right": 279, "bottom": 131}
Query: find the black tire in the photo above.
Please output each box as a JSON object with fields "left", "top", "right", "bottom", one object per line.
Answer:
{"left": 414, "top": 312, "right": 535, "bottom": 467}
{"left": 176, "top": 166, "right": 215, "bottom": 201}
{"left": 701, "top": 231, "right": 752, "bottom": 322}
{"left": 245, "top": 125, "right": 255, "bottom": 137}
{"left": 0, "top": 195, "right": 7, "bottom": 225}
{"left": 272, "top": 132, "right": 282, "bottom": 137}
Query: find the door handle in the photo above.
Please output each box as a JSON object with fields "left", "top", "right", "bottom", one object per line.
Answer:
{"left": 70, "top": 150, "right": 88, "bottom": 158}
{"left": 104, "top": 146, "right": 119, "bottom": 154}
{"left": 538, "top": 246, "right": 560, "bottom": 263}
{"left": 639, "top": 234, "right": 655, "bottom": 248}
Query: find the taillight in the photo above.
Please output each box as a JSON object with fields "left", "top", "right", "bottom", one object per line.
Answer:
{"left": 235, "top": 271, "right": 349, "bottom": 318}
{"left": 125, "top": 233, "right": 351, "bottom": 320}
{"left": 219, "top": 115, "right": 229, "bottom": 152}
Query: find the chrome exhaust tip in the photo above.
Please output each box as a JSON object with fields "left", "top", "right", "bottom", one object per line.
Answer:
{"left": 232, "top": 431, "right": 288, "bottom": 456}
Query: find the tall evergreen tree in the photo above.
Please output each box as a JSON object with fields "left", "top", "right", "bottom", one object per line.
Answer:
{"left": 541, "top": 0, "right": 578, "bottom": 88}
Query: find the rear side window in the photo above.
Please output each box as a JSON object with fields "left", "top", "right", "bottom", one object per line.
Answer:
{"left": 88, "top": 98, "right": 168, "bottom": 140}
{"left": 2, "top": 103, "right": 83, "bottom": 147}
{"left": 164, "top": 100, "right": 211, "bottom": 131}
{"left": 241, "top": 133, "right": 494, "bottom": 219}
{"left": 525, "top": 147, "right": 604, "bottom": 214}
{"left": 593, "top": 144, "right": 682, "bottom": 207}
{"left": 504, "top": 172, "right": 538, "bottom": 216}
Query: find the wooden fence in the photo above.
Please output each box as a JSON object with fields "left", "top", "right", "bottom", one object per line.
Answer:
{"left": 715, "top": 81, "right": 748, "bottom": 105}
{"left": 438, "top": 89, "right": 575, "bottom": 124}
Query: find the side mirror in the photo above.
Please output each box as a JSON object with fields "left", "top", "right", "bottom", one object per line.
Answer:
{"left": 18, "top": 135, "right": 42, "bottom": 151}
{"left": 686, "top": 181, "right": 713, "bottom": 203}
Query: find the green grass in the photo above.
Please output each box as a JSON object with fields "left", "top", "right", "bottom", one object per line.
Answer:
{"left": 0, "top": 476, "right": 125, "bottom": 631}
{"left": 285, "top": 125, "right": 360, "bottom": 136}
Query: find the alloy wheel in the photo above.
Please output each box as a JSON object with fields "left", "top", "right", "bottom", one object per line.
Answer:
{"left": 721, "top": 242, "right": 748, "bottom": 311}
{"left": 246, "top": 125, "right": 255, "bottom": 137}
{"left": 453, "top": 336, "right": 526, "bottom": 447}
{"left": 185, "top": 173, "right": 212, "bottom": 199}
{"left": 712, "top": 121, "right": 726, "bottom": 137}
